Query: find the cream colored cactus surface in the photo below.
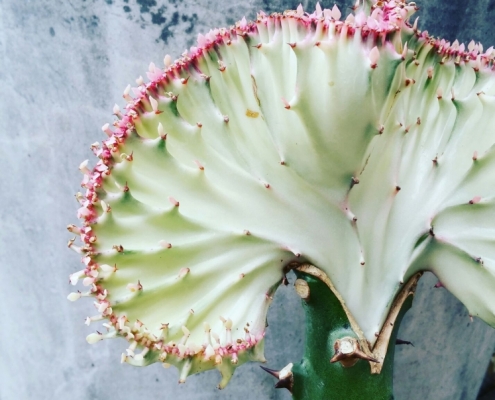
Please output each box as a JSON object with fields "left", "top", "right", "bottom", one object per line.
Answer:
{"left": 67, "top": 0, "right": 495, "bottom": 387}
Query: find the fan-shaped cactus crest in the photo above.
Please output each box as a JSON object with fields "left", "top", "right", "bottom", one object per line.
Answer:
{"left": 68, "top": 0, "right": 495, "bottom": 394}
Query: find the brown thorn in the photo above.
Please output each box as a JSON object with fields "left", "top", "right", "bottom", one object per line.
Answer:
{"left": 274, "top": 377, "right": 293, "bottom": 392}
{"left": 330, "top": 337, "right": 379, "bottom": 366}
{"left": 329, "top": 352, "right": 346, "bottom": 363}
{"left": 260, "top": 365, "right": 279, "bottom": 379}
{"left": 396, "top": 339, "right": 414, "bottom": 346}
{"left": 261, "top": 364, "right": 293, "bottom": 393}
{"left": 353, "top": 348, "right": 379, "bottom": 363}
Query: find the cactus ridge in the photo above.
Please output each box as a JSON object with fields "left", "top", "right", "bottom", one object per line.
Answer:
{"left": 69, "top": 1, "right": 495, "bottom": 385}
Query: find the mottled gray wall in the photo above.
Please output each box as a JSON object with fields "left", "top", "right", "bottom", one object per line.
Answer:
{"left": 1, "top": 1, "right": 495, "bottom": 399}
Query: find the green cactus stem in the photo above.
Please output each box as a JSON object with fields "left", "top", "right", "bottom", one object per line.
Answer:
{"left": 263, "top": 265, "right": 421, "bottom": 399}
{"left": 67, "top": 0, "right": 495, "bottom": 396}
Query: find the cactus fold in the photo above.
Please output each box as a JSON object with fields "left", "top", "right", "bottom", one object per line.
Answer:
{"left": 68, "top": 0, "right": 495, "bottom": 388}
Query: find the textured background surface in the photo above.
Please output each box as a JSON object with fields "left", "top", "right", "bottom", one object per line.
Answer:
{"left": 2, "top": 0, "right": 495, "bottom": 399}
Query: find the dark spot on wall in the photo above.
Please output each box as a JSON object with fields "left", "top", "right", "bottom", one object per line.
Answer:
{"left": 488, "top": 0, "right": 495, "bottom": 12}
{"left": 151, "top": 6, "right": 166, "bottom": 25}
{"left": 123, "top": 5, "right": 131, "bottom": 12}
{"left": 49, "top": 27, "right": 55, "bottom": 36}
{"left": 136, "top": 0, "right": 157, "bottom": 13}
{"left": 79, "top": 15, "right": 100, "bottom": 36}
{"left": 168, "top": 0, "right": 181, "bottom": 4}
{"left": 151, "top": 13, "right": 165, "bottom": 24}
{"left": 89, "top": 15, "right": 99, "bottom": 28}
{"left": 225, "top": 17, "right": 235, "bottom": 26}
{"left": 183, "top": 13, "right": 197, "bottom": 35}
{"left": 158, "top": 11, "right": 179, "bottom": 43}
{"left": 104, "top": 0, "right": 113, "bottom": 4}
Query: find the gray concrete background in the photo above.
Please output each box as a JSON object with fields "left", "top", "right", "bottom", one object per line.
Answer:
{"left": 2, "top": 0, "right": 495, "bottom": 399}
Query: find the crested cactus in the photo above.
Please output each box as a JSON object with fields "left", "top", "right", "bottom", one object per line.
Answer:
{"left": 68, "top": 0, "right": 495, "bottom": 397}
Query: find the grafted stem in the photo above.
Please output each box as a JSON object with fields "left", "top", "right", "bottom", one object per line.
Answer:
{"left": 290, "top": 267, "right": 418, "bottom": 399}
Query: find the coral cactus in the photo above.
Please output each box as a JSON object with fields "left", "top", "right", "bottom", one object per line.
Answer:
{"left": 68, "top": 0, "right": 495, "bottom": 397}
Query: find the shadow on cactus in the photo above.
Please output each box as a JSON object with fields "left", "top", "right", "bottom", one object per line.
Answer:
{"left": 67, "top": 0, "right": 495, "bottom": 398}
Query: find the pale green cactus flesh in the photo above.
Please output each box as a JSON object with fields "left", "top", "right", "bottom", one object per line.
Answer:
{"left": 68, "top": 0, "right": 495, "bottom": 387}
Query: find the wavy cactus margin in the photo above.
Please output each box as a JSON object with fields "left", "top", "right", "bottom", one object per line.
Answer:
{"left": 67, "top": 0, "right": 495, "bottom": 398}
